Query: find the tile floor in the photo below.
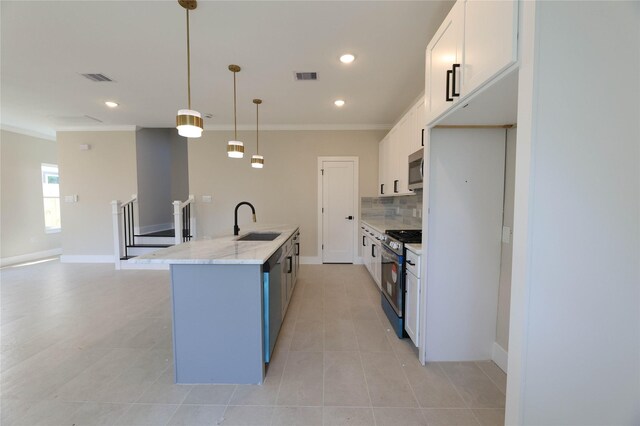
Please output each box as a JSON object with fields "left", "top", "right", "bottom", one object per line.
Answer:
{"left": 1, "top": 260, "right": 506, "bottom": 425}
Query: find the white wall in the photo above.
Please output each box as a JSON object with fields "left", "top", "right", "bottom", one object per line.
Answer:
{"left": 507, "top": 1, "right": 640, "bottom": 424}
{"left": 169, "top": 131, "right": 189, "bottom": 203}
{"left": 0, "top": 129, "right": 61, "bottom": 263}
{"left": 188, "top": 130, "right": 382, "bottom": 259}
{"left": 57, "top": 131, "right": 137, "bottom": 258}
{"left": 496, "top": 127, "right": 516, "bottom": 351}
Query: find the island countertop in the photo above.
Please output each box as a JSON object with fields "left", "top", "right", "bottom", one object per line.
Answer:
{"left": 131, "top": 224, "right": 299, "bottom": 265}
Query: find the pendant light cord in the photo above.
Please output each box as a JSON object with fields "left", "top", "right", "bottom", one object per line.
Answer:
{"left": 186, "top": 9, "right": 191, "bottom": 110}
{"left": 256, "top": 102, "right": 259, "bottom": 154}
{"left": 233, "top": 71, "right": 238, "bottom": 140}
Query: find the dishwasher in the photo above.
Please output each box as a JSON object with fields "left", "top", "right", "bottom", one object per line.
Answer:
{"left": 263, "top": 248, "right": 283, "bottom": 363}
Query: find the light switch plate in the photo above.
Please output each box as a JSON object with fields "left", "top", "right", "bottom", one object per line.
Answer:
{"left": 64, "top": 195, "right": 78, "bottom": 203}
{"left": 202, "top": 195, "right": 212, "bottom": 203}
{"left": 502, "top": 226, "right": 511, "bottom": 243}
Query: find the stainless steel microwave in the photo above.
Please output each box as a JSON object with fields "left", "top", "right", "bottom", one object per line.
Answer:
{"left": 408, "top": 148, "right": 424, "bottom": 190}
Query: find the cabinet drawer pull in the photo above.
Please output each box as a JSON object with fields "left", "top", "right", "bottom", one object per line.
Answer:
{"left": 362, "top": 236, "right": 366, "bottom": 247}
{"left": 394, "top": 180, "right": 399, "bottom": 193}
{"left": 380, "top": 183, "right": 385, "bottom": 195}
{"left": 446, "top": 69, "right": 453, "bottom": 102}
{"left": 287, "top": 256, "right": 293, "bottom": 273}
{"left": 452, "top": 63, "right": 461, "bottom": 97}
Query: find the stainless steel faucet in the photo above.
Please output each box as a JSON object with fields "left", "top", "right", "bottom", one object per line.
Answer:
{"left": 234, "top": 202, "right": 256, "bottom": 236}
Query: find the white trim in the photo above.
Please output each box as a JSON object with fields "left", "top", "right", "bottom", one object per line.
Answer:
{"left": 0, "top": 124, "right": 56, "bottom": 141}
{"left": 317, "top": 157, "right": 360, "bottom": 264}
{"left": 120, "top": 261, "right": 169, "bottom": 270}
{"left": 200, "top": 123, "right": 392, "bottom": 131}
{"left": 56, "top": 125, "right": 139, "bottom": 132}
{"left": 138, "top": 222, "right": 174, "bottom": 235}
{"left": 0, "top": 248, "right": 61, "bottom": 267}
{"left": 354, "top": 256, "right": 364, "bottom": 265}
{"left": 60, "top": 255, "right": 114, "bottom": 263}
{"left": 492, "top": 342, "right": 509, "bottom": 373}
{"left": 300, "top": 256, "right": 321, "bottom": 265}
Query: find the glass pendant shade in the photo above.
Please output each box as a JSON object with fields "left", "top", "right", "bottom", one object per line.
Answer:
{"left": 176, "top": 109, "right": 203, "bottom": 138}
{"left": 227, "top": 140, "right": 244, "bottom": 158}
{"left": 251, "top": 154, "right": 264, "bottom": 168}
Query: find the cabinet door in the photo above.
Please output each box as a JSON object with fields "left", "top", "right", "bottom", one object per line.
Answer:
{"left": 462, "top": 0, "right": 518, "bottom": 96}
{"left": 405, "top": 270, "right": 420, "bottom": 346}
{"left": 425, "top": 0, "right": 464, "bottom": 122}
{"left": 414, "top": 98, "right": 426, "bottom": 154}
{"left": 378, "top": 136, "right": 389, "bottom": 196}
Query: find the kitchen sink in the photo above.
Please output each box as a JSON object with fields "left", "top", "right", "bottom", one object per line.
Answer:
{"left": 236, "top": 232, "right": 281, "bottom": 241}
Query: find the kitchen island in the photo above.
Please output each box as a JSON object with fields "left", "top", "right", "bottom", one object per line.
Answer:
{"left": 133, "top": 224, "right": 300, "bottom": 385}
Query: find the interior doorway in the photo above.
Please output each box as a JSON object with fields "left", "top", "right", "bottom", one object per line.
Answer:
{"left": 317, "top": 157, "right": 359, "bottom": 263}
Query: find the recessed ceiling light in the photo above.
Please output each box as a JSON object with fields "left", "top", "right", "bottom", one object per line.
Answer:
{"left": 334, "top": 99, "right": 345, "bottom": 107}
{"left": 340, "top": 54, "right": 355, "bottom": 64}
{"left": 105, "top": 101, "right": 119, "bottom": 108}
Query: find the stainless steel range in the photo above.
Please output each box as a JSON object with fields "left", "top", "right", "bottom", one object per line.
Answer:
{"left": 380, "top": 229, "right": 422, "bottom": 338}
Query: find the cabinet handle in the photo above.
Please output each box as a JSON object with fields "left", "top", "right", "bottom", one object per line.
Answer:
{"left": 446, "top": 69, "right": 453, "bottom": 102}
{"left": 345, "top": 215, "right": 354, "bottom": 220}
{"left": 394, "top": 180, "right": 399, "bottom": 193}
{"left": 407, "top": 260, "right": 415, "bottom": 266}
{"left": 371, "top": 244, "right": 376, "bottom": 258}
{"left": 295, "top": 243, "right": 300, "bottom": 256}
{"left": 452, "top": 63, "right": 461, "bottom": 97}
{"left": 287, "top": 256, "right": 292, "bottom": 273}
{"left": 421, "top": 128, "right": 425, "bottom": 147}
{"left": 380, "top": 183, "right": 385, "bottom": 195}
{"left": 362, "top": 236, "right": 366, "bottom": 247}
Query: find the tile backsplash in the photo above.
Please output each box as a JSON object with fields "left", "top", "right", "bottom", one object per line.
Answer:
{"left": 361, "top": 191, "right": 423, "bottom": 227}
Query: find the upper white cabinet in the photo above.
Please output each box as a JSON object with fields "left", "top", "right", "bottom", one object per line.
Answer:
{"left": 414, "top": 98, "right": 426, "bottom": 154}
{"left": 425, "top": 0, "right": 518, "bottom": 123}
{"left": 425, "top": 0, "right": 465, "bottom": 120}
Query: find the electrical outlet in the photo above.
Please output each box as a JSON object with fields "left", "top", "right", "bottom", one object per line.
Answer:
{"left": 64, "top": 195, "right": 78, "bottom": 203}
{"left": 202, "top": 195, "right": 212, "bottom": 203}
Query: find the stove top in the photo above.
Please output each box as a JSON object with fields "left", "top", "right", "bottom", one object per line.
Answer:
{"left": 385, "top": 229, "right": 422, "bottom": 244}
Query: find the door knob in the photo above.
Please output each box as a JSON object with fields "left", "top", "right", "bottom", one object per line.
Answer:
{"left": 345, "top": 215, "right": 354, "bottom": 220}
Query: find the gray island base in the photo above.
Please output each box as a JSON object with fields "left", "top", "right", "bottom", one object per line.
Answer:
{"left": 132, "top": 224, "right": 300, "bottom": 384}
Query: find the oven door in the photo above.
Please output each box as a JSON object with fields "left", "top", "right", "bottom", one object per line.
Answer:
{"left": 380, "top": 245, "right": 404, "bottom": 317}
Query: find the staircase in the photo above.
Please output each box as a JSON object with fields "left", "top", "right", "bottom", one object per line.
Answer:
{"left": 111, "top": 195, "right": 195, "bottom": 269}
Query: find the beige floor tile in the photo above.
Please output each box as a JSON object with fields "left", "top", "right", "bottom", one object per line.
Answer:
{"left": 471, "top": 409, "right": 505, "bottom": 426}
{"left": 167, "top": 404, "right": 226, "bottom": 426}
{"left": 422, "top": 409, "right": 480, "bottom": 426}
{"left": 114, "top": 403, "right": 179, "bottom": 425}
{"left": 398, "top": 355, "right": 466, "bottom": 409}
{"left": 229, "top": 377, "right": 281, "bottom": 406}
{"left": 277, "top": 351, "right": 324, "bottom": 406}
{"left": 15, "top": 399, "right": 83, "bottom": 426}
{"left": 439, "top": 363, "right": 505, "bottom": 409}
{"left": 324, "top": 319, "right": 358, "bottom": 351}
{"left": 271, "top": 406, "right": 323, "bottom": 426}
{"left": 220, "top": 405, "right": 274, "bottom": 425}
{"left": 353, "top": 320, "right": 393, "bottom": 353}
{"left": 183, "top": 384, "right": 237, "bottom": 405}
{"left": 360, "top": 352, "right": 418, "bottom": 408}
{"left": 290, "top": 319, "right": 324, "bottom": 352}
{"left": 373, "top": 407, "right": 428, "bottom": 426}
{"left": 136, "top": 368, "right": 193, "bottom": 404}
{"left": 474, "top": 362, "right": 507, "bottom": 395}
{"left": 68, "top": 402, "right": 131, "bottom": 425}
{"left": 323, "top": 351, "right": 370, "bottom": 407}
{"left": 322, "top": 407, "right": 375, "bottom": 426}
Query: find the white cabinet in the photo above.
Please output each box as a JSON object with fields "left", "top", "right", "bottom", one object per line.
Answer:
{"left": 425, "top": 0, "right": 464, "bottom": 120}
{"left": 425, "top": 0, "right": 518, "bottom": 123}
{"left": 462, "top": 0, "right": 518, "bottom": 96}
{"left": 414, "top": 98, "right": 426, "bottom": 154}
{"left": 404, "top": 247, "right": 422, "bottom": 347}
{"left": 361, "top": 222, "right": 382, "bottom": 289}
{"left": 378, "top": 105, "right": 419, "bottom": 197}
{"left": 378, "top": 134, "right": 391, "bottom": 196}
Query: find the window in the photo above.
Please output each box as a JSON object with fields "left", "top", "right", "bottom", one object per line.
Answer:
{"left": 41, "top": 164, "right": 61, "bottom": 232}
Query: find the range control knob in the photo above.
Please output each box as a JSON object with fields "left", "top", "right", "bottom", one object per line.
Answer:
{"left": 390, "top": 241, "right": 400, "bottom": 250}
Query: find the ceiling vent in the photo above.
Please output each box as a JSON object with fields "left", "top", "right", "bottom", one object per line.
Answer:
{"left": 294, "top": 72, "right": 318, "bottom": 81}
{"left": 81, "top": 73, "right": 114, "bottom": 82}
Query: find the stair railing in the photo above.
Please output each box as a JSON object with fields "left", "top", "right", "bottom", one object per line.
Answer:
{"left": 173, "top": 195, "right": 195, "bottom": 245}
{"left": 111, "top": 194, "right": 137, "bottom": 269}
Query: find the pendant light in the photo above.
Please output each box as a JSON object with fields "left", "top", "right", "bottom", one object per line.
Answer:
{"left": 176, "top": 0, "right": 203, "bottom": 138}
{"left": 227, "top": 65, "right": 244, "bottom": 158}
{"left": 251, "top": 99, "right": 264, "bottom": 169}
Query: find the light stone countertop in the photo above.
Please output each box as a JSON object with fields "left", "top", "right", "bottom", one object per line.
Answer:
{"left": 405, "top": 243, "right": 423, "bottom": 255}
{"left": 360, "top": 219, "right": 420, "bottom": 234}
{"left": 130, "top": 224, "right": 299, "bottom": 265}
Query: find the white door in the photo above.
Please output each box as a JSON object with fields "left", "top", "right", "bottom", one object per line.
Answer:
{"left": 321, "top": 160, "right": 356, "bottom": 263}
{"left": 405, "top": 270, "right": 420, "bottom": 346}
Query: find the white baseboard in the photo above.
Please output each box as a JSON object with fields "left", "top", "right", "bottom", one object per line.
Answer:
{"left": 138, "top": 222, "right": 173, "bottom": 235}
{"left": 354, "top": 256, "right": 364, "bottom": 265}
{"left": 60, "top": 255, "right": 114, "bottom": 263}
{"left": 492, "top": 342, "right": 508, "bottom": 373}
{"left": 0, "top": 248, "right": 62, "bottom": 267}
{"left": 300, "top": 256, "right": 321, "bottom": 264}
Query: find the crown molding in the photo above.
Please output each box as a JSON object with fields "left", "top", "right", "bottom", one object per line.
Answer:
{"left": 56, "top": 125, "right": 140, "bottom": 133}
{"left": 0, "top": 124, "right": 56, "bottom": 141}
{"left": 201, "top": 123, "right": 392, "bottom": 131}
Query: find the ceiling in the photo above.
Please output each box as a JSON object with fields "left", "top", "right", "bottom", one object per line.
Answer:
{"left": 1, "top": 1, "right": 454, "bottom": 138}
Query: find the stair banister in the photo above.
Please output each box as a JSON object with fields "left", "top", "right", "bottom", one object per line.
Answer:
{"left": 173, "top": 195, "right": 195, "bottom": 246}
{"left": 112, "top": 194, "right": 137, "bottom": 269}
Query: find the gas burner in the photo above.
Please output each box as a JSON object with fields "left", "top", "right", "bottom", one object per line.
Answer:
{"left": 385, "top": 229, "right": 422, "bottom": 243}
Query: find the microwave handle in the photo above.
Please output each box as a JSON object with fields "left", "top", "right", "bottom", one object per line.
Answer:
{"left": 420, "top": 159, "right": 424, "bottom": 179}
